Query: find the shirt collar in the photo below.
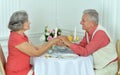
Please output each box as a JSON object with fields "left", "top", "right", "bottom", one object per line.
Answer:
{"left": 11, "top": 31, "right": 28, "bottom": 40}
{"left": 88, "top": 25, "right": 98, "bottom": 36}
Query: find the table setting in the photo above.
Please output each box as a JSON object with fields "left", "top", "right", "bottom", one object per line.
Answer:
{"left": 33, "top": 26, "right": 94, "bottom": 75}
{"left": 33, "top": 45, "right": 94, "bottom": 75}
{"left": 41, "top": 45, "right": 79, "bottom": 59}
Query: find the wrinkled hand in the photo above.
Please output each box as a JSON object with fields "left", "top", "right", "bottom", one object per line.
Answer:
{"left": 58, "top": 36, "right": 72, "bottom": 47}
{"left": 56, "top": 38, "right": 65, "bottom": 46}
{"left": 50, "top": 38, "right": 60, "bottom": 45}
{"left": 58, "top": 36, "right": 69, "bottom": 42}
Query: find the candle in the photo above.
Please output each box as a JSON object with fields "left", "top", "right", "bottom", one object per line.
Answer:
{"left": 54, "top": 27, "right": 58, "bottom": 38}
{"left": 74, "top": 26, "right": 76, "bottom": 41}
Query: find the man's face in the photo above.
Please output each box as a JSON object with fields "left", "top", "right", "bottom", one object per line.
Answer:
{"left": 80, "top": 14, "right": 93, "bottom": 31}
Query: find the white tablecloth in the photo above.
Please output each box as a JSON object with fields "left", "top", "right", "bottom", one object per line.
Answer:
{"left": 33, "top": 54, "right": 94, "bottom": 75}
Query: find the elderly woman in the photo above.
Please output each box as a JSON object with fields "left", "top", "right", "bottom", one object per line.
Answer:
{"left": 6, "top": 10, "right": 60, "bottom": 75}
{"left": 59, "top": 9, "right": 118, "bottom": 75}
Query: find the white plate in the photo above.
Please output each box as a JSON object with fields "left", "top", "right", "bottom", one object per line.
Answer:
{"left": 60, "top": 54, "right": 79, "bottom": 58}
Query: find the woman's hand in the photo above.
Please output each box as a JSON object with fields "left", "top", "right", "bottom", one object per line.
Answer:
{"left": 56, "top": 38, "right": 65, "bottom": 46}
{"left": 58, "top": 36, "right": 72, "bottom": 47}
{"left": 49, "top": 38, "right": 60, "bottom": 45}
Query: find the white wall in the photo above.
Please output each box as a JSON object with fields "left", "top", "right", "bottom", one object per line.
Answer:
{"left": 56, "top": 0, "right": 100, "bottom": 29}
{"left": 0, "top": 0, "right": 120, "bottom": 58}
{"left": 101, "top": 0, "right": 116, "bottom": 41}
{"left": 0, "top": 0, "right": 101, "bottom": 38}
{"left": 100, "top": 0, "right": 120, "bottom": 42}
{"left": 115, "top": 0, "right": 120, "bottom": 40}
{"left": 0, "top": 0, "right": 20, "bottom": 38}
{"left": 20, "top": 0, "right": 58, "bottom": 34}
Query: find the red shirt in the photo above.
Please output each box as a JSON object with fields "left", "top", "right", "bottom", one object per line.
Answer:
{"left": 70, "top": 25, "right": 110, "bottom": 56}
{"left": 6, "top": 31, "right": 32, "bottom": 75}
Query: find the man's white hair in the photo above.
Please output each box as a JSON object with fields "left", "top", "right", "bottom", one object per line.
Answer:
{"left": 83, "top": 9, "right": 99, "bottom": 24}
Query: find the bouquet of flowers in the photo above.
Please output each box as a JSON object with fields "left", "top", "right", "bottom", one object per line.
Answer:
{"left": 44, "top": 26, "right": 62, "bottom": 42}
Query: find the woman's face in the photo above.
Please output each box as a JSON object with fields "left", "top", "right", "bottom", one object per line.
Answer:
{"left": 23, "top": 20, "right": 30, "bottom": 31}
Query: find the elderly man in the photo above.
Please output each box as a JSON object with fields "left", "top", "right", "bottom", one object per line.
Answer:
{"left": 59, "top": 9, "right": 118, "bottom": 75}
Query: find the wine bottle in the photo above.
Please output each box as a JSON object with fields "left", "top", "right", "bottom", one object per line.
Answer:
{"left": 57, "top": 28, "right": 61, "bottom": 36}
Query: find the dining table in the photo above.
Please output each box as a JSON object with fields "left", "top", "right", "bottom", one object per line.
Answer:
{"left": 33, "top": 46, "right": 95, "bottom": 75}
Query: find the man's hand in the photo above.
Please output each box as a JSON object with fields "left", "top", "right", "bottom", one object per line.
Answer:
{"left": 58, "top": 36, "right": 72, "bottom": 47}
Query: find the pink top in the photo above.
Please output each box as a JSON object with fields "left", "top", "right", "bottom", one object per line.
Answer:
{"left": 6, "top": 31, "right": 33, "bottom": 75}
{"left": 70, "top": 25, "right": 110, "bottom": 56}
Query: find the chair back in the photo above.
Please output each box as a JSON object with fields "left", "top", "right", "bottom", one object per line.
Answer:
{"left": 116, "top": 40, "right": 120, "bottom": 75}
{"left": 0, "top": 44, "right": 6, "bottom": 75}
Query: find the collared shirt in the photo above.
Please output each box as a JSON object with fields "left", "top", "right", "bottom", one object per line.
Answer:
{"left": 70, "top": 25, "right": 110, "bottom": 56}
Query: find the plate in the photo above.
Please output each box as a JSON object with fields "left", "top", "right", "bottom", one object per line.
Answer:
{"left": 52, "top": 45, "right": 68, "bottom": 52}
{"left": 60, "top": 54, "right": 79, "bottom": 58}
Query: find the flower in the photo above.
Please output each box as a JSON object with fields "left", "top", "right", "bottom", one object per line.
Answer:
{"left": 44, "top": 26, "right": 61, "bottom": 42}
{"left": 47, "top": 36, "right": 53, "bottom": 41}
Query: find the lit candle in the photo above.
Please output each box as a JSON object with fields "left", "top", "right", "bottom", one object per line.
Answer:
{"left": 74, "top": 26, "right": 76, "bottom": 41}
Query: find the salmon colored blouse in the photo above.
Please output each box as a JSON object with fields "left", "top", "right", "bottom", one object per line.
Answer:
{"left": 6, "top": 31, "right": 33, "bottom": 75}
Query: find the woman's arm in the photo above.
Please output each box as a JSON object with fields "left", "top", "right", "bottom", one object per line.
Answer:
{"left": 15, "top": 38, "right": 60, "bottom": 57}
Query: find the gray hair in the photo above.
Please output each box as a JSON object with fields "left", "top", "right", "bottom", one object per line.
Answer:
{"left": 8, "top": 10, "right": 28, "bottom": 31}
{"left": 83, "top": 9, "right": 99, "bottom": 24}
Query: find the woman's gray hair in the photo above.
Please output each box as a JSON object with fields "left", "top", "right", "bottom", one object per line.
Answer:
{"left": 8, "top": 10, "right": 28, "bottom": 31}
{"left": 83, "top": 9, "right": 99, "bottom": 24}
